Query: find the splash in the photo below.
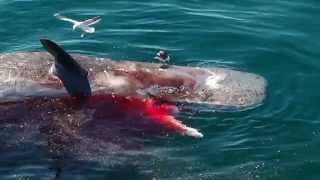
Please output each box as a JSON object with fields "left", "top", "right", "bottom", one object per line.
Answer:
{"left": 88, "top": 94, "right": 203, "bottom": 138}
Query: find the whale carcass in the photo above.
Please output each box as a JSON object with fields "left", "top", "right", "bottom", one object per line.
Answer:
{"left": 0, "top": 39, "right": 267, "bottom": 139}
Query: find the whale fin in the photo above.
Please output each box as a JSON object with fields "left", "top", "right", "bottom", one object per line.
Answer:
{"left": 40, "top": 39, "right": 91, "bottom": 97}
{"left": 40, "top": 39, "right": 87, "bottom": 77}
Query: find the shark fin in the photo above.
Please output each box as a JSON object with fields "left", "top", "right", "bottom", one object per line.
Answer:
{"left": 40, "top": 39, "right": 91, "bottom": 97}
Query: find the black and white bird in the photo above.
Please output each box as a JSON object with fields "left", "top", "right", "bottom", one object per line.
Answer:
{"left": 154, "top": 50, "right": 170, "bottom": 64}
{"left": 54, "top": 13, "right": 101, "bottom": 38}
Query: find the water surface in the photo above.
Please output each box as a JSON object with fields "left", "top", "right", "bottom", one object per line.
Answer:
{"left": 0, "top": 0, "right": 320, "bottom": 179}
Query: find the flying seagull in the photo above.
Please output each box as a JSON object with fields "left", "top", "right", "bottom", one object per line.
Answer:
{"left": 54, "top": 13, "right": 101, "bottom": 37}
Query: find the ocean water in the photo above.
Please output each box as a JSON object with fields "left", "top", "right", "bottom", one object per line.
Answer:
{"left": 0, "top": 0, "right": 320, "bottom": 179}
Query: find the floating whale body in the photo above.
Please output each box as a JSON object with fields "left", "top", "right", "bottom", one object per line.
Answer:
{"left": 0, "top": 39, "right": 267, "bottom": 139}
{"left": 0, "top": 40, "right": 266, "bottom": 108}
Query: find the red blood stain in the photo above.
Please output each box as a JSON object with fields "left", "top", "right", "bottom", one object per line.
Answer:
{"left": 88, "top": 94, "right": 189, "bottom": 135}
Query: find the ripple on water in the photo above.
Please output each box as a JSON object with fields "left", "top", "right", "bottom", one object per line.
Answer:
{"left": 0, "top": 0, "right": 320, "bottom": 179}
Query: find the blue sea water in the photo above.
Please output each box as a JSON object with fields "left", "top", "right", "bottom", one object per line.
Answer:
{"left": 0, "top": 0, "right": 320, "bottom": 179}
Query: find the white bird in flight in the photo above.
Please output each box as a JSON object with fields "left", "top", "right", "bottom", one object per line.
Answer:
{"left": 54, "top": 13, "right": 101, "bottom": 37}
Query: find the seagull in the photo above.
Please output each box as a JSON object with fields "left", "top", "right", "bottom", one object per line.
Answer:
{"left": 154, "top": 50, "right": 170, "bottom": 63}
{"left": 154, "top": 50, "right": 171, "bottom": 69}
{"left": 54, "top": 13, "right": 101, "bottom": 37}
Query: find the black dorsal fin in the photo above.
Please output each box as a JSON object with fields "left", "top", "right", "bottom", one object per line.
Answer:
{"left": 40, "top": 39, "right": 91, "bottom": 97}
{"left": 40, "top": 39, "right": 87, "bottom": 77}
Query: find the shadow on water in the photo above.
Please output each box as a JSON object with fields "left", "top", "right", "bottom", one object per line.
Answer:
{"left": 0, "top": 95, "right": 173, "bottom": 179}
{"left": 51, "top": 157, "right": 152, "bottom": 180}
{"left": 0, "top": 143, "right": 154, "bottom": 180}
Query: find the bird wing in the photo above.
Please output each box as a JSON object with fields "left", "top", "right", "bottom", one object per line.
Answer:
{"left": 82, "top": 16, "right": 101, "bottom": 26}
{"left": 79, "top": 25, "right": 95, "bottom": 33}
{"left": 54, "top": 13, "right": 79, "bottom": 24}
